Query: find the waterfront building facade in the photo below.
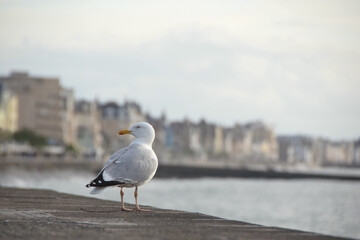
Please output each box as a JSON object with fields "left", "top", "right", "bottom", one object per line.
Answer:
{"left": 61, "top": 88, "right": 76, "bottom": 144}
{"left": 99, "top": 101, "right": 145, "bottom": 153}
{"left": 1, "top": 70, "right": 358, "bottom": 167}
{"left": 0, "top": 72, "right": 63, "bottom": 141}
{"left": 0, "top": 85, "right": 18, "bottom": 132}
{"left": 74, "top": 100, "right": 103, "bottom": 158}
{"left": 277, "top": 136, "right": 360, "bottom": 166}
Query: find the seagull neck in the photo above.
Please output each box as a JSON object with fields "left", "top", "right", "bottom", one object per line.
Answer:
{"left": 130, "top": 137, "right": 154, "bottom": 147}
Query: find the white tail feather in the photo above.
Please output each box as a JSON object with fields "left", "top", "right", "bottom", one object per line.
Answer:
{"left": 90, "top": 187, "right": 106, "bottom": 194}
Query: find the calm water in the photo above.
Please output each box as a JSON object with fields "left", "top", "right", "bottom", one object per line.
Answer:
{"left": 1, "top": 168, "right": 359, "bottom": 239}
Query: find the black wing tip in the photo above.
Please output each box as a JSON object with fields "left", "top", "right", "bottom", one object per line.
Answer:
{"left": 87, "top": 180, "right": 125, "bottom": 187}
{"left": 86, "top": 172, "right": 125, "bottom": 188}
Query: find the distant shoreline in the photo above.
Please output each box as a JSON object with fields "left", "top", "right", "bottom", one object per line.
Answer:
{"left": 156, "top": 164, "right": 360, "bottom": 181}
{"left": 1, "top": 159, "right": 360, "bottom": 181}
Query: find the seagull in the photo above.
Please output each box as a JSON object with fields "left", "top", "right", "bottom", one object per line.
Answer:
{"left": 86, "top": 122, "right": 158, "bottom": 212}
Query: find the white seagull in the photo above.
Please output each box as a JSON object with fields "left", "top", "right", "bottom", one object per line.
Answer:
{"left": 86, "top": 122, "right": 158, "bottom": 212}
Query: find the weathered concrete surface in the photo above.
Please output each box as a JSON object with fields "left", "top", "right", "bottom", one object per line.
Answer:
{"left": 0, "top": 187, "right": 351, "bottom": 240}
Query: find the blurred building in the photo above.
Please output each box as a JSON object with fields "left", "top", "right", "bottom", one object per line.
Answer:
{"left": 223, "top": 128, "right": 234, "bottom": 156}
{"left": 146, "top": 112, "right": 169, "bottom": 162}
{"left": 1, "top": 70, "right": 358, "bottom": 167}
{"left": 167, "top": 119, "right": 192, "bottom": 157}
{"left": 166, "top": 119, "right": 209, "bottom": 161}
{"left": 61, "top": 88, "right": 76, "bottom": 144}
{"left": 323, "top": 140, "right": 354, "bottom": 166}
{"left": 278, "top": 136, "right": 315, "bottom": 164}
{"left": 198, "top": 120, "right": 225, "bottom": 158}
{"left": 354, "top": 139, "right": 360, "bottom": 165}
{"left": 0, "top": 72, "right": 63, "bottom": 141}
{"left": 278, "top": 136, "right": 359, "bottom": 166}
{"left": 0, "top": 84, "right": 18, "bottom": 132}
{"left": 74, "top": 100, "right": 103, "bottom": 158}
{"left": 232, "top": 121, "right": 278, "bottom": 161}
{"left": 99, "top": 100, "right": 145, "bottom": 153}
{"left": 164, "top": 119, "right": 278, "bottom": 163}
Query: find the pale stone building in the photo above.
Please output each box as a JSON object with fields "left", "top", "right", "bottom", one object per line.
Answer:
{"left": 99, "top": 101, "right": 122, "bottom": 152}
{"left": 278, "top": 136, "right": 359, "bottom": 166}
{"left": 354, "top": 140, "right": 360, "bottom": 165}
{"left": 213, "top": 125, "right": 224, "bottom": 155}
{"left": 197, "top": 120, "right": 225, "bottom": 158}
{"left": 167, "top": 119, "right": 219, "bottom": 160}
{"left": 222, "top": 128, "right": 234, "bottom": 156}
{"left": 189, "top": 125, "right": 202, "bottom": 154}
{"left": 232, "top": 121, "right": 278, "bottom": 161}
{"left": 246, "top": 122, "right": 278, "bottom": 160}
{"left": 146, "top": 113, "right": 168, "bottom": 162}
{"left": 60, "top": 88, "right": 76, "bottom": 144}
{"left": 99, "top": 101, "right": 145, "bottom": 153}
{"left": 232, "top": 124, "right": 248, "bottom": 160}
{"left": 0, "top": 84, "right": 18, "bottom": 132}
{"left": 165, "top": 119, "right": 278, "bottom": 162}
{"left": 277, "top": 136, "right": 315, "bottom": 164}
{"left": 323, "top": 141, "right": 354, "bottom": 165}
{"left": 0, "top": 72, "right": 63, "bottom": 141}
{"left": 169, "top": 120, "right": 192, "bottom": 157}
{"left": 74, "top": 100, "right": 103, "bottom": 158}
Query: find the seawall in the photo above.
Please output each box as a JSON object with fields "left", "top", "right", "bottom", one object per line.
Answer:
{"left": 1, "top": 160, "right": 360, "bottom": 181}
{"left": 156, "top": 164, "right": 360, "bottom": 180}
{"left": 0, "top": 187, "right": 352, "bottom": 240}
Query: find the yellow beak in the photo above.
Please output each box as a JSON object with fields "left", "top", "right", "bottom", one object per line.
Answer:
{"left": 118, "top": 129, "right": 132, "bottom": 135}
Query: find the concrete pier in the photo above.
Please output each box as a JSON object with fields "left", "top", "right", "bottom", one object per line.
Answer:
{"left": 0, "top": 187, "right": 351, "bottom": 240}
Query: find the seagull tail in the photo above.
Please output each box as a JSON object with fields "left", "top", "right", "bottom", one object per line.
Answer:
{"left": 90, "top": 187, "right": 106, "bottom": 194}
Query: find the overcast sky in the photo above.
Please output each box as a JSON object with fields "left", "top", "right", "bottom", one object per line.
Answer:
{"left": 1, "top": 0, "right": 359, "bottom": 140}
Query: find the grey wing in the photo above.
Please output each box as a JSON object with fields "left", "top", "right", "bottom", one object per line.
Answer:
{"left": 102, "top": 145, "right": 158, "bottom": 185}
{"left": 101, "top": 146, "right": 131, "bottom": 171}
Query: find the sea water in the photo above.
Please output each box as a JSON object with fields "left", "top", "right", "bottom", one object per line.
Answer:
{"left": 1, "top": 168, "right": 359, "bottom": 239}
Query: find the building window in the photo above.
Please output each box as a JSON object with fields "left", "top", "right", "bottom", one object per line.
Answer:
{"left": 40, "top": 108, "right": 48, "bottom": 117}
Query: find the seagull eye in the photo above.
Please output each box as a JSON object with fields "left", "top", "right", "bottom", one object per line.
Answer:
{"left": 136, "top": 126, "right": 140, "bottom": 129}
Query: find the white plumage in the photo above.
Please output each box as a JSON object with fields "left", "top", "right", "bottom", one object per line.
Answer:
{"left": 86, "top": 122, "right": 158, "bottom": 211}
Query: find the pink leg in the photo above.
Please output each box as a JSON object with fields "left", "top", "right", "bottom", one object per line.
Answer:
{"left": 134, "top": 186, "right": 151, "bottom": 212}
{"left": 120, "top": 188, "right": 132, "bottom": 212}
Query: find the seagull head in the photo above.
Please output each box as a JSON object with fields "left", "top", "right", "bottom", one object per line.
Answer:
{"left": 118, "top": 122, "right": 155, "bottom": 145}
